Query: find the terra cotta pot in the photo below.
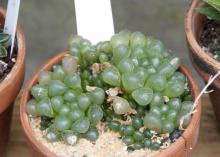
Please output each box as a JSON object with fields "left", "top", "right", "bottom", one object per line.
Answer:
{"left": 185, "top": 0, "right": 220, "bottom": 129}
{"left": 0, "top": 7, "right": 26, "bottom": 156}
{"left": 20, "top": 51, "right": 201, "bottom": 157}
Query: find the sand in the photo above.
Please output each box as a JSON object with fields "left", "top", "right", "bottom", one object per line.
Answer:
{"left": 29, "top": 117, "right": 160, "bottom": 157}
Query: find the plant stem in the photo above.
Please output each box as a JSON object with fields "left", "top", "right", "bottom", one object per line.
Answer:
{"left": 179, "top": 70, "right": 220, "bottom": 130}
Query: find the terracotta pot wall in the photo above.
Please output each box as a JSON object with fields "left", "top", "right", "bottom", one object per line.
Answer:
{"left": 0, "top": 9, "right": 26, "bottom": 114}
{"left": 0, "top": 105, "right": 14, "bottom": 156}
{"left": 20, "top": 52, "right": 201, "bottom": 157}
{"left": 185, "top": 0, "right": 220, "bottom": 129}
{"left": 185, "top": 0, "right": 220, "bottom": 88}
{"left": 0, "top": 7, "right": 26, "bottom": 156}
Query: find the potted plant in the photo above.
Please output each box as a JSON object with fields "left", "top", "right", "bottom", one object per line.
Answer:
{"left": 0, "top": 7, "right": 25, "bottom": 156}
{"left": 20, "top": 30, "right": 201, "bottom": 157}
{"left": 185, "top": 0, "right": 220, "bottom": 129}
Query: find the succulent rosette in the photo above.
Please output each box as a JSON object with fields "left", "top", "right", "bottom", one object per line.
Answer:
{"left": 26, "top": 30, "right": 193, "bottom": 150}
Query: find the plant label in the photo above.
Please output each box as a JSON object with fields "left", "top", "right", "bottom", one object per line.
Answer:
{"left": 74, "top": 0, "right": 115, "bottom": 44}
{"left": 4, "top": 0, "right": 20, "bottom": 58}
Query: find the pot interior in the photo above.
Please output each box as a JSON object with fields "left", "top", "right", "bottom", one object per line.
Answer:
{"left": 0, "top": 11, "right": 4, "bottom": 29}
{"left": 191, "top": 2, "right": 206, "bottom": 43}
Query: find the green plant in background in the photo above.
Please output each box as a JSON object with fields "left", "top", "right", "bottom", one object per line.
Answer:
{"left": 197, "top": 0, "right": 220, "bottom": 61}
{"left": 197, "top": 0, "right": 220, "bottom": 21}
{"left": 0, "top": 32, "right": 10, "bottom": 58}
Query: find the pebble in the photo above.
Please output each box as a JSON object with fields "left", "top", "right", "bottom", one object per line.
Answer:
{"left": 12, "top": 58, "right": 16, "bottom": 62}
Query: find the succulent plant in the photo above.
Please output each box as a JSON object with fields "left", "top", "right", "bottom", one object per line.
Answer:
{"left": 0, "top": 32, "right": 10, "bottom": 58}
{"left": 197, "top": 0, "right": 220, "bottom": 21}
{"left": 26, "top": 30, "right": 193, "bottom": 150}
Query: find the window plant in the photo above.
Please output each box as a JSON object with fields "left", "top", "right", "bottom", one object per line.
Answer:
{"left": 21, "top": 30, "right": 201, "bottom": 157}
{"left": 185, "top": 0, "right": 220, "bottom": 130}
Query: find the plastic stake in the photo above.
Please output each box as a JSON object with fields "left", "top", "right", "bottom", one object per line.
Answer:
{"left": 74, "top": 0, "right": 115, "bottom": 44}
{"left": 4, "top": 0, "right": 20, "bottom": 58}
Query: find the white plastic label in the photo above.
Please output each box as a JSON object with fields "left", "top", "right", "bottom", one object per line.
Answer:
{"left": 4, "top": 0, "right": 20, "bottom": 57}
{"left": 74, "top": 0, "right": 115, "bottom": 44}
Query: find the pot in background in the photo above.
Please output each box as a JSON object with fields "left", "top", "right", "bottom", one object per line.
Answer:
{"left": 185, "top": 0, "right": 220, "bottom": 129}
{"left": 20, "top": 51, "right": 201, "bottom": 157}
{"left": 0, "top": 7, "right": 26, "bottom": 156}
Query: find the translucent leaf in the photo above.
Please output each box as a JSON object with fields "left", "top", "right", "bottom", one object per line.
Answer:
{"left": 117, "top": 58, "right": 135, "bottom": 74}
{"left": 102, "top": 66, "right": 121, "bottom": 86}
{"left": 132, "top": 87, "right": 153, "bottom": 106}
{"left": 112, "top": 45, "right": 131, "bottom": 65}
{"left": 36, "top": 98, "right": 54, "bottom": 117}
{"left": 163, "top": 80, "right": 185, "bottom": 98}
{"left": 54, "top": 115, "right": 72, "bottom": 131}
{"left": 122, "top": 73, "right": 144, "bottom": 93}
{"left": 38, "top": 71, "right": 52, "bottom": 85}
{"left": 64, "top": 74, "right": 82, "bottom": 90}
{"left": 110, "top": 33, "right": 130, "bottom": 49}
{"left": 46, "top": 127, "right": 60, "bottom": 142}
{"left": 72, "top": 117, "right": 90, "bottom": 133}
{"left": 26, "top": 99, "right": 39, "bottom": 116}
{"left": 111, "top": 96, "right": 132, "bottom": 115}
{"left": 77, "top": 93, "right": 91, "bottom": 111}
{"left": 87, "top": 105, "right": 103, "bottom": 124}
{"left": 52, "top": 65, "right": 66, "bottom": 81}
{"left": 49, "top": 80, "right": 67, "bottom": 97}
{"left": 84, "top": 128, "right": 99, "bottom": 142}
{"left": 31, "top": 84, "right": 48, "bottom": 101}
{"left": 89, "top": 87, "right": 105, "bottom": 105}
{"left": 62, "top": 56, "right": 78, "bottom": 75}
{"left": 62, "top": 130, "right": 79, "bottom": 145}
{"left": 130, "top": 32, "right": 147, "bottom": 48}
{"left": 143, "top": 113, "right": 162, "bottom": 133}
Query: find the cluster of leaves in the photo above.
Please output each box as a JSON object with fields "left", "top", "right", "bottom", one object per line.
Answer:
{"left": 26, "top": 30, "right": 193, "bottom": 151}
{"left": 197, "top": 0, "right": 220, "bottom": 21}
{"left": 0, "top": 32, "right": 10, "bottom": 58}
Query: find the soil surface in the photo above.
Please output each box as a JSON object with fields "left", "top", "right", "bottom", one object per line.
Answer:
{"left": 0, "top": 42, "right": 17, "bottom": 82}
{"left": 29, "top": 118, "right": 159, "bottom": 157}
{"left": 7, "top": 95, "right": 220, "bottom": 157}
{"left": 199, "top": 19, "right": 220, "bottom": 61}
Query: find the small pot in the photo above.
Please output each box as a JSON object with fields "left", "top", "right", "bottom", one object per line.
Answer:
{"left": 0, "top": 7, "right": 26, "bottom": 156}
{"left": 185, "top": 0, "right": 220, "bottom": 129}
{"left": 20, "top": 51, "right": 201, "bottom": 157}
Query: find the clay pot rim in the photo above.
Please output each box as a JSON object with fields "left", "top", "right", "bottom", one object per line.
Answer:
{"left": 20, "top": 51, "right": 201, "bottom": 157}
{"left": 185, "top": 0, "right": 220, "bottom": 70}
{"left": 0, "top": 7, "right": 26, "bottom": 93}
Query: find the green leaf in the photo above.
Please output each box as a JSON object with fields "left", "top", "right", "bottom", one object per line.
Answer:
{"left": 203, "top": 0, "right": 220, "bottom": 11}
{"left": 0, "top": 33, "right": 10, "bottom": 44}
{"left": 196, "top": 7, "right": 220, "bottom": 21}
{"left": 212, "top": 45, "right": 220, "bottom": 51}
{"left": 0, "top": 45, "right": 7, "bottom": 58}
{"left": 215, "top": 55, "right": 220, "bottom": 61}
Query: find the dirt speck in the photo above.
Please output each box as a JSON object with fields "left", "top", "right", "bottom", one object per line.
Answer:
{"left": 199, "top": 19, "right": 220, "bottom": 61}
